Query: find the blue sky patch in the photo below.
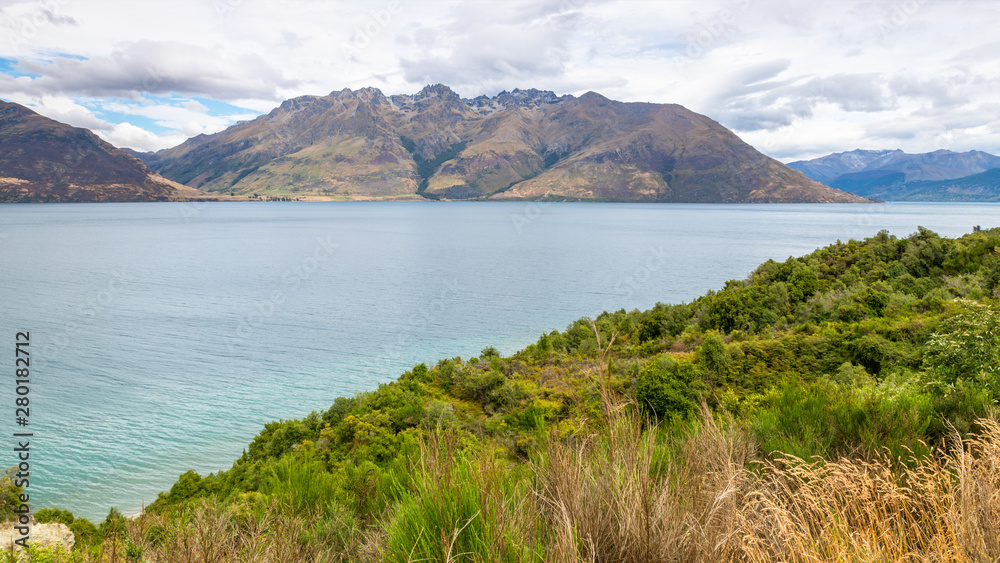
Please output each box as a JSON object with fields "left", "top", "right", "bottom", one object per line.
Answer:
{"left": 38, "top": 52, "right": 89, "bottom": 62}
{"left": 192, "top": 96, "right": 264, "bottom": 117}
{"left": 85, "top": 97, "right": 171, "bottom": 134}
{"left": 0, "top": 57, "right": 41, "bottom": 78}
{"left": 77, "top": 93, "right": 263, "bottom": 136}
{"left": 639, "top": 42, "right": 690, "bottom": 55}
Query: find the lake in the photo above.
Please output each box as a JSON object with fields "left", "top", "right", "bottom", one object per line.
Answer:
{"left": 2, "top": 201, "right": 999, "bottom": 519}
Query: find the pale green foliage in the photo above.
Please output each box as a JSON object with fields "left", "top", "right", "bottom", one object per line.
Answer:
{"left": 830, "top": 362, "right": 873, "bottom": 387}
{"left": 923, "top": 299, "right": 1000, "bottom": 394}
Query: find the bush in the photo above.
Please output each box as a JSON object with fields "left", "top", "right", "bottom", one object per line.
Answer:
{"left": 830, "top": 362, "right": 872, "bottom": 387}
{"left": 69, "top": 516, "right": 99, "bottom": 547}
{"left": 0, "top": 467, "right": 24, "bottom": 521}
{"left": 697, "top": 332, "right": 730, "bottom": 382}
{"left": 101, "top": 507, "right": 127, "bottom": 538}
{"left": 34, "top": 507, "right": 74, "bottom": 525}
{"left": 848, "top": 334, "right": 893, "bottom": 375}
{"left": 165, "top": 470, "right": 205, "bottom": 504}
{"left": 637, "top": 355, "right": 699, "bottom": 419}
{"left": 455, "top": 369, "right": 527, "bottom": 411}
{"left": 924, "top": 299, "right": 1000, "bottom": 394}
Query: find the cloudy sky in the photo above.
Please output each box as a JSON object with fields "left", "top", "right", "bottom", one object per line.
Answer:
{"left": 0, "top": 0, "right": 997, "bottom": 161}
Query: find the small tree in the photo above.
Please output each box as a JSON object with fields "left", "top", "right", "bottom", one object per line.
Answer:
{"left": 637, "top": 355, "right": 698, "bottom": 419}
{"left": 697, "top": 331, "right": 731, "bottom": 383}
{"left": 0, "top": 466, "right": 25, "bottom": 521}
{"left": 100, "top": 506, "right": 127, "bottom": 538}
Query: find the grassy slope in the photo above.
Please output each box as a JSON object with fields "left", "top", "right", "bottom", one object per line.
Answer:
{"left": 23, "top": 227, "right": 1000, "bottom": 561}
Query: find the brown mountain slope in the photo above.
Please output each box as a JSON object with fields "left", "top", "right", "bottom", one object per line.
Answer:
{"left": 489, "top": 93, "right": 858, "bottom": 202}
{"left": 0, "top": 100, "right": 210, "bottom": 202}
{"left": 140, "top": 86, "right": 867, "bottom": 203}
{"left": 142, "top": 88, "right": 425, "bottom": 199}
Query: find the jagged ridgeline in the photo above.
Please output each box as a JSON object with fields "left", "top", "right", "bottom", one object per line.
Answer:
{"left": 26, "top": 227, "right": 1000, "bottom": 560}
{"left": 137, "top": 85, "right": 867, "bottom": 202}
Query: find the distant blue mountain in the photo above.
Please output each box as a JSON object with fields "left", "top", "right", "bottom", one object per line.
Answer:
{"left": 857, "top": 168, "right": 1000, "bottom": 201}
{"left": 787, "top": 149, "right": 1000, "bottom": 201}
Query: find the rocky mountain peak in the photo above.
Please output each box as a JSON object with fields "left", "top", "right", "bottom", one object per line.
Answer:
{"left": 465, "top": 88, "right": 565, "bottom": 114}
{"left": 0, "top": 100, "right": 33, "bottom": 120}
{"left": 350, "top": 86, "right": 390, "bottom": 106}
{"left": 414, "top": 84, "right": 463, "bottom": 104}
{"left": 578, "top": 91, "right": 612, "bottom": 105}
{"left": 275, "top": 95, "right": 324, "bottom": 115}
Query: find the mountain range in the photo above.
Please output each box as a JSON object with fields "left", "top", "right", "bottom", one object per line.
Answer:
{"left": 855, "top": 168, "right": 1000, "bottom": 201}
{"left": 0, "top": 100, "right": 206, "bottom": 202}
{"left": 7, "top": 87, "right": 1000, "bottom": 204}
{"left": 787, "top": 149, "right": 1000, "bottom": 200}
{"left": 136, "top": 85, "right": 864, "bottom": 203}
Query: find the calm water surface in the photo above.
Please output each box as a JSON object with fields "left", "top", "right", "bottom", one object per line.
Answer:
{"left": 2, "top": 201, "right": 999, "bottom": 518}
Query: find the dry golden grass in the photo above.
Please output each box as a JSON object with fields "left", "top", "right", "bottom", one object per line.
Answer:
{"left": 534, "top": 396, "right": 1000, "bottom": 563}
{"left": 534, "top": 403, "right": 753, "bottom": 562}
{"left": 739, "top": 418, "right": 1000, "bottom": 563}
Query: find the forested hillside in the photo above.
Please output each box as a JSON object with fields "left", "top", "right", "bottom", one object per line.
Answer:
{"left": 15, "top": 226, "right": 1000, "bottom": 561}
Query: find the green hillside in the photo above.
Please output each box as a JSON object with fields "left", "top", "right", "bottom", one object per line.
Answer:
{"left": 17, "top": 226, "right": 1000, "bottom": 561}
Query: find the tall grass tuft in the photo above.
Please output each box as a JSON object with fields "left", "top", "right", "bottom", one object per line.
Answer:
{"left": 384, "top": 426, "right": 545, "bottom": 562}
{"left": 535, "top": 403, "right": 754, "bottom": 562}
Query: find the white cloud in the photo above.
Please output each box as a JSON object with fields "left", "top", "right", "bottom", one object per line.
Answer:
{"left": 396, "top": 1, "right": 583, "bottom": 95}
{"left": 227, "top": 98, "right": 289, "bottom": 113}
{"left": 2, "top": 93, "right": 113, "bottom": 131}
{"left": 0, "top": 0, "right": 998, "bottom": 158}
{"left": 13, "top": 40, "right": 299, "bottom": 100}
{"left": 183, "top": 100, "right": 208, "bottom": 113}
{"left": 97, "top": 98, "right": 256, "bottom": 136}
{"left": 0, "top": 91, "right": 251, "bottom": 152}
{"left": 97, "top": 122, "right": 186, "bottom": 152}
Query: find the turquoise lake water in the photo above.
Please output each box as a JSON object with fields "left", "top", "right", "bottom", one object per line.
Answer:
{"left": 2, "top": 201, "right": 1000, "bottom": 519}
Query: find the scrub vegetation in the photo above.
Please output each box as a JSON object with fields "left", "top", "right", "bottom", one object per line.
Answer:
{"left": 16, "top": 226, "right": 1000, "bottom": 562}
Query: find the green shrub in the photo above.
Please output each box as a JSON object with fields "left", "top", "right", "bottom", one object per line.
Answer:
{"left": 480, "top": 346, "right": 500, "bottom": 358}
{"left": 69, "top": 516, "right": 99, "bottom": 547}
{"left": 923, "top": 299, "right": 1000, "bottom": 394}
{"left": 637, "top": 355, "right": 699, "bottom": 419}
{"left": 165, "top": 470, "right": 206, "bottom": 504}
{"left": 100, "top": 507, "right": 127, "bottom": 538}
{"left": 34, "top": 507, "right": 74, "bottom": 525}
{"left": 697, "top": 332, "right": 731, "bottom": 382}
{"left": 0, "top": 467, "right": 24, "bottom": 522}
{"left": 830, "top": 362, "right": 872, "bottom": 387}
